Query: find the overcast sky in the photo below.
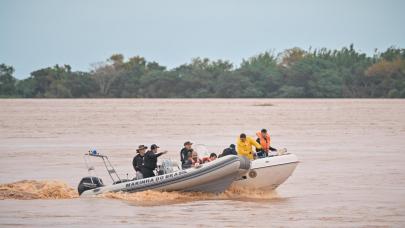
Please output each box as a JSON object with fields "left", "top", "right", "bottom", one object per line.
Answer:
{"left": 1, "top": 0, "right": 404, "bottom": 79}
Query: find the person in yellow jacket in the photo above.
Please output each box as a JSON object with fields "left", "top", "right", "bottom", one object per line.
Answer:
{"left": 236, "top": 133, "right": 262, "bottom": 160}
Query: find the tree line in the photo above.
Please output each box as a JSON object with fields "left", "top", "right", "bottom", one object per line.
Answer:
{"left": 1, "top": 45, "right": 405, "bottom": 98}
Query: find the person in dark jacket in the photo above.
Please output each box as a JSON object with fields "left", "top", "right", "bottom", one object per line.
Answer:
{"left": 132, "top": 145, "right": 147, "bottom": 179}
{"left": 180, "top": 141, "right": 193, "bottom": 165}
{"left": 219, "top": 144, "right": 237, "bottom": 158}
{"left": 181, "top": 150, "right": 193, "bottom": 169}
{"left": 141, "top": 144, "right": 168, "bottom": 178}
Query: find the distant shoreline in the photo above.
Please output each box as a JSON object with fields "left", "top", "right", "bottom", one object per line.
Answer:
{"left": 1, "top": 46, "right": 405, "bottom": 99}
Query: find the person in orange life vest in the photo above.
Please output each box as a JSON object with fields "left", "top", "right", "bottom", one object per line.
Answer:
{"left": 256, "top": 129, "right": 277, "bottom": 157}
{"left": 202, "top": 153, "right": 217, "bottom": 163}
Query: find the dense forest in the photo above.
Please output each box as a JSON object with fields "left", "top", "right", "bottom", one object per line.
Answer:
{"left": 1, "top": 45, "right": 405, "bottom": 98}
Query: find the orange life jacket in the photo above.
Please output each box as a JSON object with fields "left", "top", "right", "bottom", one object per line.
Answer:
{"left": 256, "top": 131, "right": 271, "bottom": 152}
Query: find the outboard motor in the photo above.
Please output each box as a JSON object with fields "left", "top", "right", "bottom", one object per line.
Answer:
{"left": 77, "top": 176, "right": 104, "bottom": 195}
{"left": 157, "top": 159, "right": 179, "bottom": 175}
{"left": 161, "top": 159, "right": 174, "bottom": 174}
{"left": 238, "top": 156, "right": 251, "bottom": 170}
{"left": 237, "top": 156, "right": 251, "bottom": 180}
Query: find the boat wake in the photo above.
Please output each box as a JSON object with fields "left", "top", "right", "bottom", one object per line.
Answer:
{"left": 1, "top": 180, "right": 278, "bottom": 204}
{"left": 0, "top": 180, "right": 78, "bottom": 200}
{"left": 103, "top": 186, "right": 278, "bottom": 206}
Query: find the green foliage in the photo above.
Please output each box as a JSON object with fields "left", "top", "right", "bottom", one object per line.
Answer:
{"left": 277, "top": 85, "right": 305, "bottom": 98}
{"left": 0, "top": 64, "right": 16, "bottom": 96}
{"left": 15, "top": 78, "right": 36, "bottom": 98}
{"left": 1, "top": 46, "right": 405, "bottom": 98}
{"left": 239, "top": 52, "right": 282, "bottom": 97}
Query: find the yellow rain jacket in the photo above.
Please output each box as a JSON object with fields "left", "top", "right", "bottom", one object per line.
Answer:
{"left": 236, "top": 136, "right": 262, "bottom": 160}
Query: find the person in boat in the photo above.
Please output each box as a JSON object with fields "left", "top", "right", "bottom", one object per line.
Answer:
{"left": 236, "top": 133, "right": 262, "bottom": 160}
{"left": 218, "top": 144, "right": 237, "bottom": 158}
{"left": 132, "top": 145, "right": 147, "bottom": 179}
{"left": 180, "top": 141, "right": 193, "bottom": 166}
{"left": 181, "top": 151, "right": 192, "bottom": 169}
{"left": 141, "top": 144, "right": 168, "bottom": 178}
{"left": 202, "top": 153, "right": 217, "bottom": 163}
{"left": 183, "top": 150, "right": 203, "bottom": 169}
{"left": 255, "top": 129, "right": 277, "bottom": 158}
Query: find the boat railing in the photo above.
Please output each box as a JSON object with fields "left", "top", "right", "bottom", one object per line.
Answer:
{"left": 83, "top": 151, "right": 122, "bottom": 184}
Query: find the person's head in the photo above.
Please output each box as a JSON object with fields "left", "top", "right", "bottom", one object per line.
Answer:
{"left": 184, "top": 141, "right": 193, "bottom": 150}
{"left": 261, "top": 129, "right": 267, "bottom": 137}
{"left": 209, "top": 153, "right": 217, "bottom": 160}
{"left": 150, "top": 144, "right": 160, "bottom": 153}
{"left": 136, "top": 145, "right": 147, "bottom": 155}
{"left": 240, "top": 133, "right": 247, "bottom": 142}
{"left": 191, "top": 151, "right": 198, "bottom": 160}
{"left": 229, "top": 144, "right": 236, "bottom": 149}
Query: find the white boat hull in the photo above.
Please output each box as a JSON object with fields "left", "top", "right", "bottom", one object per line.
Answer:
{"left": 80, "top": 155, "right": 250, "bottom": 196}
{"left": 232, "top": 154, "right": 299, "bottom": 190}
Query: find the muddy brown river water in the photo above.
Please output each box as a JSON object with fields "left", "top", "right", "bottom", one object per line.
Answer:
{"left": 0, "top": 99, "right": 405, "bottom": 227}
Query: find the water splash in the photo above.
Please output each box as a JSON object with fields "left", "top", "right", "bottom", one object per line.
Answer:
{"left": 102, "top": 186, "right": 278, "bottom": 206}
{"left": 0, "top": 180, "right": 277, "bottom": 204}
{"left": 0, "top": 180, "right": 78, "bottom": 200}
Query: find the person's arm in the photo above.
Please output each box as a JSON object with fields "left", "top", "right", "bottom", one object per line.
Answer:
{"left": 269, "top": 146, "right": 277, "bottom": 151}
{"left": 132, "top": 157, "right": 138, "bottom": 171}
{"left": 180, "top": 149, "right": 186, "bottom": 162}
{"left": 255, "top": 138, "right": 262, "bottom": 152}
{"left": 250, "top": 137, "right": 262, "bottom": 149}
{"left": 148, "top": 150, "right": 167, "bottom": 159}
{"left": 155, "top": 151, "right": 166, "bottom": 157}
{"left": 134, "top": 157, "right": 142, "bottom": 171}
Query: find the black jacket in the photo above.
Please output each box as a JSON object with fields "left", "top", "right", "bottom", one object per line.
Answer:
{"left": 143, "top": 150, "right": 164, "bottom": 170}
{"left": 180, "top": 148, "right": 193, "bottom": 164}
{"left": 219, "top": 147, "right": 237, "bottom": 158}
{"left": 182, "top": 159, "right": 192, "bottom": 169}
{"left": 132, "top": 154, "right": 144, "bottom": 171}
